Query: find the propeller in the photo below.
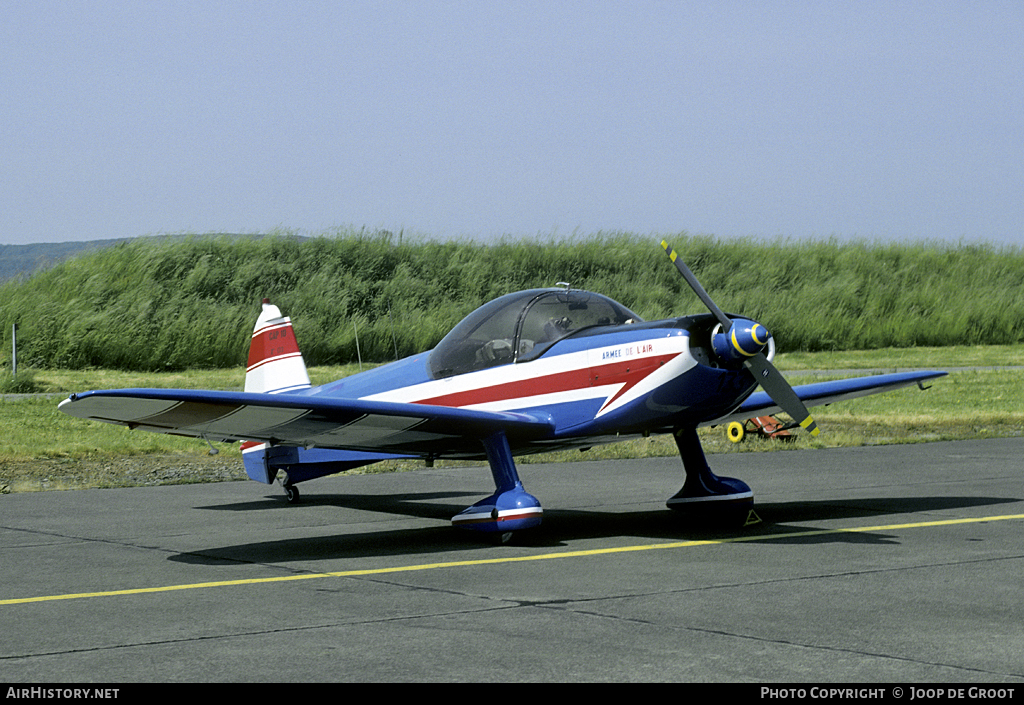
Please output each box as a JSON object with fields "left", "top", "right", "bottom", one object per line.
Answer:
{"left": 661, "top": 240, "right": 820, "bottom": 436}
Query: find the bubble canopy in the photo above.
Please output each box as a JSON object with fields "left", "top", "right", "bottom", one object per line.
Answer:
{"left": 429, "top": 288, "right": 642, "bottom": 379}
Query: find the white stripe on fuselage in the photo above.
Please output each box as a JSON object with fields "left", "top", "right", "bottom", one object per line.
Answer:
{"left": 362, "top": 334, "right": 696, "bottom": 418}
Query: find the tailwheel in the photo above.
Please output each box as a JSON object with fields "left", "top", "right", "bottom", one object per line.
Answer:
{"left": 277, "top": 470, "right": 300, "bottom": 504}
{"left": 284, "top": 483, "right": 300, "bottom": 504}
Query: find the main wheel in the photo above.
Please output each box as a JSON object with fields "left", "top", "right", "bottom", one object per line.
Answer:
{"left": 284, "top": 484, "right": 300, "bottom": 504}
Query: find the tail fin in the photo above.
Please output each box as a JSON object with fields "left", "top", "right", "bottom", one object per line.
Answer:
{"left": 244, "top": 299, "right": 311, "bottom": 394}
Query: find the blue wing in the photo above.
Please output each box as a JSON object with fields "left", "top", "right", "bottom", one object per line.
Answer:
{"left": 58, "top": 388, "right": 555, "bottom": 457}
{"left": 59, "top": 370, "right": 946, "bottom": 455}
{"left": 704, "top": 370, "right": 948, "bottom": 427}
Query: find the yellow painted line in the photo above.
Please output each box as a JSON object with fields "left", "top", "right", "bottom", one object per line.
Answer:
{"left": 3, "top": 513, "right": 1022, "bottom": 606}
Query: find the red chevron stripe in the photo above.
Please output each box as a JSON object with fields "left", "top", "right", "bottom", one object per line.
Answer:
{"left": 414, "top": 352, "right": 679, "bottom": 409}
{"left": 416, "top": 366, "right": 592, "bottom": 407}
{"left": 595, "top": 353, "right": 678, "bottom": 412}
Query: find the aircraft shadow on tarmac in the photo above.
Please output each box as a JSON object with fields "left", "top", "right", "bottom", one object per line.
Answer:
{"left": 195, "top": 490, "right": 483, "bottom": 518}
{"left": 171, "top": 492, "right": 1019, "bottom": 565}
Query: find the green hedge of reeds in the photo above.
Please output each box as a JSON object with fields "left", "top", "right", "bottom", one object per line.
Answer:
{"left": 2, "top": 230, "right": 1022, "bottom": 371}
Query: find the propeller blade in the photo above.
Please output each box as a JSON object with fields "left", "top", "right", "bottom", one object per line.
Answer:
{"left": 660, "top": 240, "right": 731, "bottom": 328}
{"left": 743, "top": 354, "right": 820, "bottom": 436}
{"left": 661, "top": 240, "right": 820, "bottom": 436}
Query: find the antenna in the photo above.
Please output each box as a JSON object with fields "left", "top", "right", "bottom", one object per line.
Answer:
{"left": 203, "top": 435, "right": 219, "bottom": 456}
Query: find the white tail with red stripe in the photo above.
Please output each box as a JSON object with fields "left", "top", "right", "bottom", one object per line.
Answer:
{"left": 243, "top": 299, "right": 311, "bottom": 484}
{"left": 244, "top": 299, "right": 311, "bottom": 394}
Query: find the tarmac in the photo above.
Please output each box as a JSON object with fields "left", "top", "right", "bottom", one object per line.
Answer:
{"left": 2, "top": 437, "right": 1023, "bottom": 683}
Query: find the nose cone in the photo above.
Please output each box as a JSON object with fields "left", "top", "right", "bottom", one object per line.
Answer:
{"left": 712, "top": 319, "right": 772, "bottom": 361}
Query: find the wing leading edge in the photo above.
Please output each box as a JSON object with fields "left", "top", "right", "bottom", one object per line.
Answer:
{"left": 705, "top": 370, "right": 948, "bottom": 427}
{"left": 58, "top": 389, "right": 556, "bottom": 457}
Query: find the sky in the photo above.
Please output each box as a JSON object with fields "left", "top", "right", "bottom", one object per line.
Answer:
{"left": 2, "top": 1, "right": 1022, "bottom": 247}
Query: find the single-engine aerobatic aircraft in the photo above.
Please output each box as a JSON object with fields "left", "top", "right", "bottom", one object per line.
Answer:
{"left": 59, "top": 241, "right": 946, "bottom": 534}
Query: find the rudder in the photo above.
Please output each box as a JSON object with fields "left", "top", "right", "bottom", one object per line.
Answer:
{"left": 244, "top": 298, "right": 311, "bottom": 394}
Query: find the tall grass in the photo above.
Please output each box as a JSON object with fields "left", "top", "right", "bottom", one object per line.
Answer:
{"left": 2, "top": 230, "right": 1023, "bottom": 371}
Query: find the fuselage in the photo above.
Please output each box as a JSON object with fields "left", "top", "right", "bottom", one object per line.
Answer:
{"left": 300, "top": 290, "right": 763, "bottom": 455}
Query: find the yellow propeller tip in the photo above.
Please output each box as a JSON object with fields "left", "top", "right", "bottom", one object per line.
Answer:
{"left": 800, "top": 417, "right": 820, "bottom": 436}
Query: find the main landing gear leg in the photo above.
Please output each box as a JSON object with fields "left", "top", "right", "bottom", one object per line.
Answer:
{"left": 667, "top": 425, "right": 760, "bottom": 526}
{"left": 452, "top": 431, "right": 543, "bottom": 538}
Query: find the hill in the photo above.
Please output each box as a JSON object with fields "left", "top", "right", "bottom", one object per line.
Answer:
{"left": 0, "top": 233, "right": 272, "bottom": 283}
{"left": 2, "top": 230, "right": 1024, "bottom": 371}
{"left": 0, "top": 239, "right": 131, "bottom": 283}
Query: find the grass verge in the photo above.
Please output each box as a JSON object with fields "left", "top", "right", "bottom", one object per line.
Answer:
{"left": 2, "top": 348, "right": 1020, "bottom": 492}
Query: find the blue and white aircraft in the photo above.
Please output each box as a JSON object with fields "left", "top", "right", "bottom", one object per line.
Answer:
{"left": 59, "top": 241, "right": 946, "bottom": 535}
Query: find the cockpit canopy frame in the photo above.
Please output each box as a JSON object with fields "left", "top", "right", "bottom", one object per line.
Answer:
{"left": 429, "top": 288, "right": 642, "bottom": 379}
